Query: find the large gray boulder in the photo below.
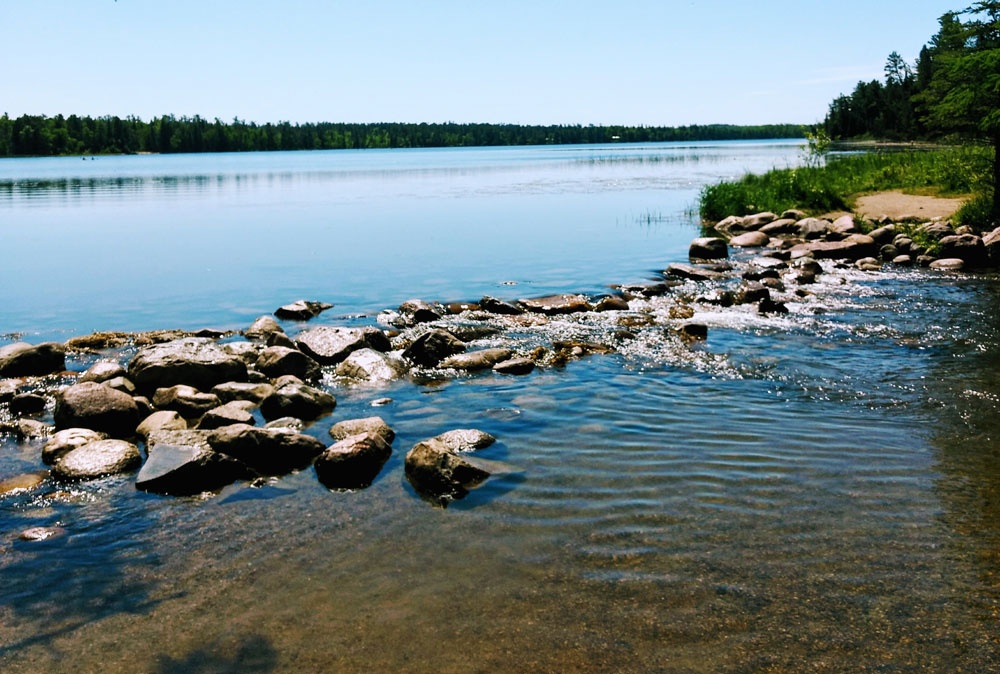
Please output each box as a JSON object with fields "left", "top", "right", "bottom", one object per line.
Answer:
{"left": 207, "top": 424, "right": 326, "bottom": 475}
{"left": 938, "top": 233, "right": 986, "bottom": 266}
{"left": 137, "top": 429, "right": 257, "bottom": 496}
{"left": 51, "top": 439, "right": 141, "bottom": 481}
{"left": 259, "top": 382, "right": 336, "bottom": 421}
{"left": 402, "top": 329, "right": 465, "bottom": 367}
{"left": 53, "top": 381, "right": 140, "bottom": 438}
{"left": 296, "top": 326, "right": 391, "bottom": 365}
{"left": 314, "top": 432, "right": 392, "bottom": 490}
{"left": 729, "top": 231, "right": 770, "bottom": 248}
{"left": 255, "top": 346, "right": 321, "bottom": 381}
{"left": 983, "top": 226, "right": 1000, "bottom": 265}
{"left": 0, "top": 342, "right": 66, "bottom": 377}
{"left": 404, "top": 437, "right": 492, "bottom": 504}
{"left": 128, "top": 338, "right": 248, "bottom": 394}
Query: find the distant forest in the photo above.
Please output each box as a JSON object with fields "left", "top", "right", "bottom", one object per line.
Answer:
{"left": 0, "top": 114, "right": 806, "bottom": 157}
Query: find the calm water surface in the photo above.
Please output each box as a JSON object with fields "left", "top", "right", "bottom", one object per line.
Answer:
{"left": 1, "top": 142, "right": 999, "bottom": 673}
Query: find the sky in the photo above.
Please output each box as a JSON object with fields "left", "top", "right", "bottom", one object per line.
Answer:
{"left": 3, "top": 0, "right": 962, "bottom": 127}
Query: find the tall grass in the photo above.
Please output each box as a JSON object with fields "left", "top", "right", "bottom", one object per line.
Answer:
{"left": 699, "top": 145, "right": 994, "bottom": 226}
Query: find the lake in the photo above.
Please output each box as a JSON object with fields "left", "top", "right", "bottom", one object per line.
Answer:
{"left": 1, "top": 142, "right": 999, "bottom": 672}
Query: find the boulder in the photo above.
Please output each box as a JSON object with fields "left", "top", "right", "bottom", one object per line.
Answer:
{"left": 211, "top": 381, "right": 275, "bottom": 404}
{"left": 151, "top": 384, "right": 221, "bottom": 419}
{"left": 137, "top": 429, "right": 257, "bottom": 496}
{"left": 892, "top": 254, "right": 914, "bottom": 266}
{"left": 314, "top": 432, "right": 392, "bottom": 490}
{"left": 729, "top": 231, "right": 770, "bottom": 247}
{"left": 712, "top": 214, "right": 747, "bottom": 235}
{"left": 296, "top": 326, "right": 391, "bottom": 365}
{"left": 678, "top": 324, "right": 708, "bottom": 341}
{"left": 335, "top": 348, "right": 407, "bottom": 383}
{"left": 0, "top": 379, "right": 17, "bottom": 403}
{"left": 404, "top": 438, "right": 492, "bottom": 503}
{"left": 42, "top": 428, "right": 107, "bottom": 465}
{"left": 827, "top": 215, "right": 858, "bottom": 237}
{"left": 433, "top": 428, "right": 496, "bottom": 453}
{"left": 54, "top": 381, "right": 140, "bottom": 438}
{"left": 128, "top": 338, "right": 248, "bottom": 394}
{"left": 0, "top": 342, "right": 66, "bottom": 377}
{"left": 938, "top": 234, "right": 986, "bottom": 266}
{"left": 689, "top": 237, "right": 728, "bottom": 260}
{"left": 0, "top": 472, "right": 47, "bottom": 496}
{"left": 196, "top": 401, "right": 257, "bottom": 430}
{"left": 16, "top": 419, "right": 53, "bottom": 440}
{"left": 983, "top": 226, "right": 1000, "bottom": 264}
{"left": 780, "top": 209, "right": 807, "bottom": 221}
{"left": 79, "top": 361, "right": 127, "bottom": 383}
{"left": 917, "top": 222, "right": 955, "bottom": 241}
{"left": 51, "top": 439, "right": 141, "bottom": 481}
{"left": 259, "top": 382, "right": 336, "bottom": 421}
{"left": 796, "top": 218, "right": 829, "bottom": 239}
{"left": 207, "top": 424, "right": 326, "bottom": 475}
{"left": 329, "top": 416, "right": 395, "bottom": 444}
{"left": 439, "top": 348, "right": 514, "bottom": 371}
{"left": 478, "top": 296, "right": 524, "bottom": 315}
{"left": 757, "top": 219, "right": 798, "bottom": 236}
{"left": 789, "top": 236, "right": 875, "bottom": 261}
{"left": 594, "top": 296, "right": 630, "bottom": 312}
{"left": 273, "top": 299, "right": 333, "bottom": 321}
{"left": 929, "top": 258, "right": 965, "bottom": 271}
{"left": 519, "top": 294, "right": 592, "bottom": 315}
{"left": 255, "top": 346, "right": 321, "bottom": 381}
{"left": 868, "top": 225, "right": 897, "bottom": 245}
{"left": 244, "top": 315, "right": 284, "bottom": 340}
{"left": 11, "top": 393, "right": 47, "bottom": 416}
{"left": 136, "top": 410, "right": 188, "bottom": 439}
{"left": 398, "top": 299, "right": 444, "bottom": 325}
{"left": 402, "top": 329, "right": 466, "bottom": 367}
{"left": 493, "top": 358, "right": 535, "bottom": 375}
{"left": 742, "top": 212, "right": 777, "bottom": 229}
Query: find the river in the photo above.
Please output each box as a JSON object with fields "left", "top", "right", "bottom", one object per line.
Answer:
{"left": 1, "top": 142, "right": 999, "bottom": 672}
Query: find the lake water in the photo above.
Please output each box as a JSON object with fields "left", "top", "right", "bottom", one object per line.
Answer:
{"left": 2, "top": 142, "right": 1000, "bottom": 672}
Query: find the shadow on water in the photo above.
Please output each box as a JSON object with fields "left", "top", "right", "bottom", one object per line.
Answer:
{"left": 150, "top": 634, "right": 279, "bottom": 674}
{"left": 0, "top": 474, "right": 172, "bottom": 659}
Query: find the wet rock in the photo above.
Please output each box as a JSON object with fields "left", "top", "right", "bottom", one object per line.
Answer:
{"left": 128, "top": 338, "right": 248, "bottom": 394}
{"left": 493, "top": 357, "right": 535, "bottom": 375}
{"left": 11, "top": 393, "right": 47, "bottom": 416}
{"left": 138, "top": 429, "right": 257, "bottom": 496}
{"left": 689, "top": 237, "right": 729, "bottom": 260}
{"left": 273, "top": 299, "right": 333, "bottom": 321}
{"left": 244, "top": 315, "right": 284, "bottom": 340}
{"left": 519, "top": 294, "right": 593, "bottom": 315}
{"left": 16, "top": 419, "right": 53, "bottom": 440}
{"left": 879, "top": 244, "right": 900, "bottom": 261}
{"left": 398, "top": 299, "right": 444, "bottom": 325}
{"left": 51, "top": 439, "right": 141, "bottom": 481}
{"left": 729, "top": 231, "right": 770, "bottom": 247}
{"left": 196, "top": 400, "right": 257, "bottom": 430}
{"left": 855, "top": 257, "right": 882, "bottom": 272}
{"left": 263, "top": 417, "right": 305, "bottom": 431}
{"left": 0, "top": 342, "right": 66, "bottom": 378}
{"left": 698, "top": 289, "right": 735, "bottom": 307}
{"left": 664, "top": 263, "right": 726, "bottom": 282}
{"left": 594, "top": 296, "right": 630, "bottom": 312}
{"left": 916, "top": 254, "right": 937, "bottom": 267}
{"left": 136, "top": 410, "right": 188, "bottom": 439}
{"left": 402, "top": 329, "right": 466, "bottom": 367}
{"left": 789, "top": 236, "right": 875, "bottom": 261}
{"left": 478, "top": 296, "right": 524, "bottom": 315}
{"left": 404, "top": 437, "right": 492, "bottom": 503}
{"left": 929, "top": 258, "right": 965, "bottom": 271}
{"left": 18, "top": 526, "right": 66, "bottom": 542}
{"left": 0, "top": 471, "right": 47, "bottom": 496}
{"left": 335, "top": 348, "right": 407, "bottom": 383}
{"left": 42, "top": 428, "right": 107, "bottom": 465}
{"left": 433, "top": 428, "right": 496, "bottom": 452}
{"left": 614, "top": 283, "right": 674, "bottom": 300}
{"left": 735, "top": 283, "right": 770, "bottom": 305}
{"left": 266, "top": 332, "right": 297, "bottom": 349}
{"left": 211, "top": 381, "right": 275, "bottom": 405}
{"left": 678, "top": 323, "right": 708, "bottom": 341}
{"left": 207, "top": 424, "right": 326, "bottom": 475}
{"left": 439, "top": 348, "right": 514, "bottom": 371}
{"left": 892, "top": 254, "right": 914, "bottom": 266}
{"left": 54, "top": 381, "right": 140, "bottom": 438}
{"left": 79, "top": 361, "right": 127, "bottom": 384}
{"left": 259, "top": 382, "right": 336, "bottom": 422}
{"left": 0, "top": 379, "right": 17, "bottom": 403}
{"left": 255, "top": 346, "right": 321, "bottom": 382}
{"left": 314, "top": 432, "right": 392, "bottom": 490}
{"left": 152, "top": 385, "right": 221, "bottom": 419}
{"left": 296, "top": 326, "right": 391, "bottom": 365}
{"left": 329, "top": 416, "right": 395, "bottom": 444}
{"left": 758, "top": 297, "right": 789, "bottom": 315}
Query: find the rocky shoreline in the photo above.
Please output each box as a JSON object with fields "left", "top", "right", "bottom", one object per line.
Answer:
{"left": 2, "top": 208, "right": 998, "bottom": 522}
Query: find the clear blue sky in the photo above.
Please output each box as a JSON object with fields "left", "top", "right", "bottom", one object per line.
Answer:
{"left": 3, "top": 0, "right": 960, "bottom": 126}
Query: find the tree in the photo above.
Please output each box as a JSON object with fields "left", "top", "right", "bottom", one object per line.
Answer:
{"left": 919, "top": 2, "right": 1000, "bottom": 221}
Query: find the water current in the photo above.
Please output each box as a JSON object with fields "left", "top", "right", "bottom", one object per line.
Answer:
{"left": 1, "top": 142, "right": 999, "bottom": 672}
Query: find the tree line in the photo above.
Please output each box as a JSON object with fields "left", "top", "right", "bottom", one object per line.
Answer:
{"left": 0, "top": 115, "right": 806, "bottom": 157}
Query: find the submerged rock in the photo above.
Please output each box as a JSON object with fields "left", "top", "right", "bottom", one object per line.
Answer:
{"left": 439, "top": 348, "right": 513, "bottom": 371}
{"left": 518, "top": 294, "right": 592, "bottom": 315}
{"left": 138, "top": 429, "right": 257, "bottom": 496}
{"left": 433, "top": 428, "right": 496, "bottom": 453}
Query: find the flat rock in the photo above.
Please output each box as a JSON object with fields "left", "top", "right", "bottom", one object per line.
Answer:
{"left": 0, "top": 471, "right": 48, "bottom": 495}
{"left": 493, "top": 357, "right": 535, "bottom": 375}
{"left": 478, "top": 296, "right": 524, "bottom": 315}
{"left": 0, "top": 342, "right": 66, "bottom": 377}
{"left": 54, "top": 381, "right": 140, "bottom": 438}
{"left": 518, "top": 294, "right": 592, "bottom": 315}
{"left": 439, "top": 348, "right": 513, "bottom": 371}
{"left": 929, "top": 258, "right": 965, "bottom": 271}
{"left": 729, "top": 231, "right": 771, "bottom": 247}
{"left": 128, "top": 338, "right": 248, "bottom": 394}
{"left": 196, "top": 401, "right": 257, "bottom": 430}
{"left": 138, "top": 429, "right": 257, "bottom": 496}
{"left": 211, "top": 381, "right": 275, "bottom": 404}
{"left": 314, "top": 432, "right": 392, "bottom": 490}
{"left": 664, "top": 263, "right": 726, "bottom": 282}
{"left": 433, "top": 428, "right": 496, "bottom": 452}
{"left": 273, "top": 299, "right": 333, "bottom": 321}
{"left": 296, "top": 326, "right": 391, "bottom": 365}
{"left": 244, "top": 315, "right": 284, "bottom": 340}
{"left": 136, "top": 410, "right": 188, "bottom": 439}
{"left": 51, "top": 439, "right": 141, "bottom": 481}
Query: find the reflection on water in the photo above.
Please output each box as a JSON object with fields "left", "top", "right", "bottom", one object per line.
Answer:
{"left": 1, "top": 143, "right": 999, "bottom": 671}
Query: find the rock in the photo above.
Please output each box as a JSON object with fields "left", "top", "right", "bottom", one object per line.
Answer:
{"left": 916, "top": 255, "right": 937, "bottom": 267}
{"left": 892, "top": 254, "right": 914, "bottom": 266}
{"left": 439, "top": 348, "right": 514, "bottom": 371}
{"left": 329, "top": 416, "right": 395, "bottom": 444}
{"left": 789, "top": 236, "right": 875, "bottom": 261}
{"left": 855, "top": 258, "right": 882, "bottom": 272}
{"left": 689, "top": 237, "right": 729, "bottom": 260}
{"left": 917, "top": 222, "right": 955, "bottom": 241}
{"left": 398, "top": 299, "right": 444, "bottom": 325}
{"left": 266, "top": 332, "right": 297, "bottom": 349}
{"left": 433, "top": 428, "right": 496, "bottom": 452}
{"left": 314, "top": 432, "right": 392, "bottom": 490}
{"left": 729, "top": 231, "right": 770, "bottom": 247}
{"left": 664, "top": 263, "right": 726, "bottom": 282}
{"left": 152, "top": 385, "right": 221, "bottom": 419}
{"left": 11, "top": 393, "right": 47, "bottom": 416}
{"left": 758, "top": 219, "right": 799, "bottom": 236}
{"left": 211, "top": 381, "right": 275, "bottom": 405}
{"left": 780, "top": 209, "right": 807, "bottom": 221}
{"left": 42, "top": 428, "right": 107, "bottom": 465}
{"left": 735, "top": 283, "right": 770, "bottom": 305}
{"left": 983, "top": 226, "right": 1000, "bottom": 264}
{"left": 79, "top": 361, "right": 127, "bottom": 383}
{"left": 259, "top": 382, "right": 336, "bottom": 421}
{"left": 54, "top": 381, "right": 140, "bottom": 438}
{"left": 478, "top": 296, "right": 524, "bottom": 315}
{"left": 104, "top": 376, "right": 136, "bottom": 395}
{"left": 335, "top": 348, "right": 407, "bottom": 383}
{"left": 493, "top": 358, "right": 535, "bottom": 375}
{"left": 207, "top": 424, "right": 326, "bottom": 475}
{"left": 868, "top": 225, "right": 897, "bottom": 245}
{"left": 796, "top": 218, "right": 829, "bottom": 239}
{"left": 518, "top": 294, "right": 592, "bottom": 315}
{"left": 929, "top": 258, "right": 965, "bottom": 271}
{"left": 138, "top": 430, "right": 257, "bottom": 496}
{"left": 18, "top": 526, "right": 66, "bottom": 542}
{"left": 222, "top": 341, "right": 262, "bottom": 365}
{"left": 0, "top": 472, "right": 48, "bottom": 496}
{"left": 404, "top": 438, "right": 492, "bottom": 503}
{"left": 402, "top": 329, "right": 466, "bottom": 367}
{"left": 255, "top": 346, "right": 321, "bottom": 381}
{"left": 51, "top": 439, "right": 141, "bottom": 481}
{"left": 938, "top": 234, "right": 986, "bottom": 266}
{"left": 678, "top": 324, "right": 708, "bottom": 341}
{"left": 273, "top": 299, "right": 333, "bottom": 321}
{"left": 136, "top": 410, "right": 188, "bottom": 439}
{"left": 244, "top": 315, "right": 284, "bottom": 340}
{"left": 128, "top": 338, "right": 248, "bottom": 394}
{"left": 614, "top": 283, "right": 672, "bottom": 299}
{"left": 16, "top": 419, "right": 53, "bottom": 440}
{"left": 879, "top": 244, "right": 900, "bottom": 261}
{"left": 713, "top": 215, "right": 748, "bottom": 235}
{"left": 742, "top": 212, "right": 777, "bottom": 229}
{"left": 196, "top": 401, "right": 257, "bottom": 430}
{"left": 594, "top": 296, "right": 630, "bottom": 312}
{"left": 0, "top": 342, "right": 66, "bottom": 377}
{"left": 828, "top": 215, "right": 858, "bottom": 237}
{"left": 263, "top": 417, "right": 305, "bottom": 431}
{"left": 0, "top": 379, "right": 17, "bottom": 403}
{"left": 296, "top": 326, "right": 391, "bottom": 365}
{"left": 758, "top": 297, "right": 789, "bottom": 315}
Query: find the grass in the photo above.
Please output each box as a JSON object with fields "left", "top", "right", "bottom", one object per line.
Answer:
{"left": 699, "top": 145, "right": 994, "bottom": 229}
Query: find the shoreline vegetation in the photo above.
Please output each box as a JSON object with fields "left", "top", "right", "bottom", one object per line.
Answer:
{"left": 0, "top": 114, "right": 806, "bottom": 157}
